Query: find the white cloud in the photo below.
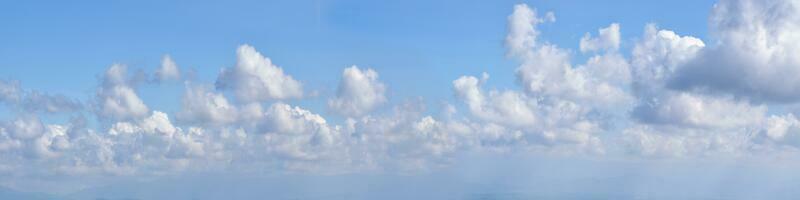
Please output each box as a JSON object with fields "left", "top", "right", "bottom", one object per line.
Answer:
{"left": 176, "top": 85, "right": 238, "bottom": 126}
{"left": 262, "top": 103, "right": 329, "bottom": 135}
{"left": 633, "top": 93, "right": 767, "bottom": 129}
{"left": 505, "top": 4, "right": 550, "bottom": 57}
{"left": 452, "top": 74, "right": 604, "bottom": 154}
{"left": 507, "top": 9, "right": 630, "bottom": 107}
{"left": 581, "top": 52, "right": 631, "bottom": 85}
{"left": 0, "top": 116, "right": 72, "bottom": 160}
{"left": 154, "top": 55, "right": 180, "bottom": 82}
{"left": 623, "top": 23, "right": 774, "bottom": 157}
{"left": 453, "top": 75, "right": 538, "bottom": 128}
{"left": 580, "top": 23, "right": 621, "bottom": 52}
{"left": 451, "top": 5, "right": 635, "bottom": 155}
{"left": 111, "top": 111, "right": 177, "bottom": 136}
{"left": 21, "top": 92, "right": 82, "bottom": 114}
{"left": 759, "top": 114, "right": 800, "bottom": 148}
{"left": 0, "top": 80, "right": 82, "bottom": 114}
{"left": 216, "top": 44, "right": 303, "bottom": 102}
{"left": 342, "top": 101, "right": 470, "bottom": 171}
{"left": 631, "top": 24, "right": 705, "bottom": 98}
{"left": 669, "top": 0, "right": 800, "bottom": 102}
{"left": 630, "top": 25, "right": 708, "bottom": 124}
{"left": 328, "top": 66, "right": 387, "bottom": 117}
{"left": 10, "top": 2, "right": 800, "bottom": 191}
{"left": 260, "top": 103, "right": 342, "bottom": 162}
{"left": 95, "top": 64, "right": 150, "bottom": 121}
{"left": 0, "top": 80, "right": 21, "bottom": 103}
{"left": 6, "top": 116, "right": 45, "bottom": 140}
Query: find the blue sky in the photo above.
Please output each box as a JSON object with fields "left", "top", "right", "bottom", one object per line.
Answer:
{"left": 5, "top": 0, "right": 800, "bottom": 199}
{"left": 0, "top": 0, "right": 715, "bottom": 118}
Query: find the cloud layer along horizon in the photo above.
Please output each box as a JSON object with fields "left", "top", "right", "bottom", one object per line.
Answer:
{"left": 3, "top": 0, "right": 800, "bottom": 195}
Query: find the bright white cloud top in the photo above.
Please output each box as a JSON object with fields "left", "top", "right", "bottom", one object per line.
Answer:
{"left": 2, "top": 0, "right": 800, "bottom": 198}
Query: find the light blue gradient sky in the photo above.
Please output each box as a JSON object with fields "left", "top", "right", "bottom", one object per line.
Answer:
{"left": 0, "top": 0, "right": 715, "bottom": 122}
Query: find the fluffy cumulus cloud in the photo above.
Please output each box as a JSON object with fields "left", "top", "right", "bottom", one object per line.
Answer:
{"left": 670, "top": 0, "right": 800, "bottom": 102}
{"left": 94, "top": 65, "right": 150, "bottom": 121}
{"left": 629, "top": 24, "right": 729, "bottom": 128}
{"left": 216, "top": 44, "right": 303, "bottom": 102}
{"left": 452, "top": 74, "right": 604, "bottom": 154}
{"left": 507, "top": 5, "right": 630, "bottom": 108}
{"left": 453, "top": 74, "right": 538, "bottom": 128}
{"left": 621, "top": 21, "right": 794, "bottom": 157}
{"left": 630, "top": 24, "right": 706, "bottom": 99}
{"left": 7, "top": 0, "right": 800, "bottom": 192}
{"left": 176, "top": 85, "right": 238, "bottom": 126}
{"left": 328, "top": 66, "right": 387, "bottom": 117}
{"left": 759, "top": 114, "right": 800, "bottom": 148}
{"left": 505, "top": 4, "right": 550, "bottom": 57}
{"left": 449, "top": 4, "right": 637, "bottom": 153}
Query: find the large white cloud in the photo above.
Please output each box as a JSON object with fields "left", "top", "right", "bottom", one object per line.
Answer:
{"left": 328, "top": 66, "right": 387, "bottom": 117}
{"left": 452, "top": 73, "right": 605, "bottom": 154}
{"left": 449, "top": 5, "right": 639, "bottom": 154}
{"left": 669, "top": 0, "right": 800, "bottom": 102}
{"left": 216, "top": 44, "right": 303, "bottom": 102}
{"left": 631, "top": 24, "right": 705, "bottom": 99}
{"left": 507, "top": 5, "right": 630, "bottom": 107}
{"left": 622, "top": 23, "right": 785, "bottom": 157}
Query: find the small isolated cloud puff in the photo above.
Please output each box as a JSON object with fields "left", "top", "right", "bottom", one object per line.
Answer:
{"left": 155, "top": 55, "right": 180, "bottom": 82}
{"left": 760, "top": 114, "right": 800, "bottom": 148}
{"left": 328, "top": 66, "right": 387, "bottom": 117}
{"left": 216, "top": 44, "right": 303, "bottom": 102}
{"left": 0, "top": 80, "right": 21, "bottom": 103}
{"left": 580, "top": 23, "right": 621, "bottom": 52}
